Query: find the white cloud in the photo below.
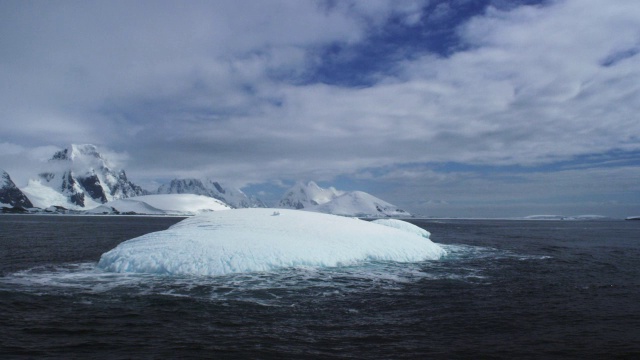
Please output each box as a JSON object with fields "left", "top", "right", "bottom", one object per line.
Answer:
{"left": 1, "top": 0, "right": 639, "bottom": 216}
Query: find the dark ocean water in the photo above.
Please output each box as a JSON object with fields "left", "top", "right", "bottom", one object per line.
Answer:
{"left": 1, "top": 215, "right": 639, "bottom": 359}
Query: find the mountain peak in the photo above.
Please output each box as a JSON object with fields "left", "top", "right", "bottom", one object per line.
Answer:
{"left": 278, "top": 181, "right": 406, "bottom": 217}
{"left": 0, "top": 169, "right": 34, "bottom": 208}
{"left": 279, "top": 181, "right": 343, "bottom": 209}
{"left": 51, "top": 144, "right": 102, "bottom": 162}
{"left": 24, "top": 145, "right": 145, "bottom": 208}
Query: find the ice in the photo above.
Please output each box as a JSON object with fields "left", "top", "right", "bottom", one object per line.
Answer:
{"left": 22, "top": 179, "right": 101, "bottom": 210}
{"left": 371, "top": 218, "right": 431, "bottom": 239}
{"left": 88, "top": 194, "right": 231, "bottom": 215}
{"left": 98, "top": 208, "right": 446, "bottom": 276}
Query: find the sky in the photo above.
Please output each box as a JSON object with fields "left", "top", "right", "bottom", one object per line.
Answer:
{"left": 1, "top": 0, "right": 639, "bottom": 218}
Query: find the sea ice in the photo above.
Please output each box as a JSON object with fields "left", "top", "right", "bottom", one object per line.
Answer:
{"left": 98, "top": 208, "right": 445, "bottom": 276}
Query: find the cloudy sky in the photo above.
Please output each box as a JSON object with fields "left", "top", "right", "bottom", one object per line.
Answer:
{"left": 1, "top": 0, "right": 639, "bottom": 217}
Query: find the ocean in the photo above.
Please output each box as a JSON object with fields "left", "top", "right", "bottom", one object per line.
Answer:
{"left": 1, "top": 215, "right": 639, "bottom": 359}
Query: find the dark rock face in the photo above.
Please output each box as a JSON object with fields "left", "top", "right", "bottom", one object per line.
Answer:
{"left": 109, "top": 170, "right": 146, "bottom": 198}
{"left": 0, "top": 170, "right": 34, "bottom": 208}
{"left": 69, "top": 192, "right": 85, "bottom": 207}
{"left": 279, "top": 197, "right": 305, "bottom": 209}
{"left": 78, "top": 174, "right": 108, "bottom": 203}
{"left": 212, "top": 182, "right": 225, "bottom": 194}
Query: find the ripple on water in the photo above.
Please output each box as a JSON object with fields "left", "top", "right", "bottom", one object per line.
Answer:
{"left": 0, "top": 243, "right": 548, "bottom": 307}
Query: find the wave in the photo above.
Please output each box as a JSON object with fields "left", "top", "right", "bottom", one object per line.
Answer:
{"left": 0, "top": 244, "right": 550, "bottom": 307}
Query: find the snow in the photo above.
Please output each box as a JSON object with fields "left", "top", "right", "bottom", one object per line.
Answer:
{"left": 157, "top": 178, "right": 265, "bottom": 208}
{"left": 371, "top": 218, "right": 431, "bottom": 239}
{"left": 279, "top": 181, "right": 344, "bottom": 209}
{"left": 88, "top": 194, "right": 232, "bottom": 215}
{"left": 309, "top": 191, "right": 409, "bottom": 217}
{"left": 86, "top": 200, "right": 166, "bottom": 215}
{"left": 98, "top": 208, "right": 445, "bottom": 276}
{"left": 279, "top": 182, "right": 409, "bottom": 217}
{"left": 22, "top": 144, "right": 145, "bottom": 208}
{"left": 22, "top": 179, "right": 101, "bottom": 210}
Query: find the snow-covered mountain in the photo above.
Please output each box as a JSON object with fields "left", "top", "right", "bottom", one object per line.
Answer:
{"left": 0, "top": 169, "right": 33, "bottom": 208}
{"left": 278, "top": 181, "right": 410, "bottom": 217}
{"left": 311, "top": 191, "right": 410, "bottom": 217}
{"left": 157, "top": 178, "right": 265, "bottom": 209}
{"left": 22, "top": 144, "right": 146, "bottom": 209}
{"left": 278, "top": 181, "right": 344, "bottom": 209}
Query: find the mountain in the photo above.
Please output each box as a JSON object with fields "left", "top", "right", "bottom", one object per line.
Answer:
{"left": 157, "top": 178, "right": 265, "bottom": 209}
{"left": 278, "top": 181, "right": 344, "bottom": 209}
{"left": 22, "top": 144, "right": 146, "bottom": 209}
{"left": 311, "top": 191, "right": 410, "bottom": 217}
{"left": 278, "top": 181, "right": 410, "bottom": 217}
{"left": 0, "top": 169, "right": 34, "bottom": 208}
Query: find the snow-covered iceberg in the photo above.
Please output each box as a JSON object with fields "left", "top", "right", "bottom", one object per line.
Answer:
{"left": 371, "top": 218, "right": 431, "bottom": 239}
{"left": 98, "top": 208, "right": 445, "bottom": 276}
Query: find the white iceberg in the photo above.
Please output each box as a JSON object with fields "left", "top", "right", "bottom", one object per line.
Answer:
{"left": 98, "top": 208, "right": 445, "bottom": 276}
{"left": 371, "top": 218, "right": 431, "bottom": 239}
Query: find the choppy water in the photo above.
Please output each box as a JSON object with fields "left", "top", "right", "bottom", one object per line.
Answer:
{"left": 1, "top": 215, "right": 639, "bottom": 359}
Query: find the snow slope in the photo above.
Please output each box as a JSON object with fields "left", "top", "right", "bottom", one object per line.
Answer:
{"left": 157, "top": 178, "right": 265, "bottom": 208}
{"left": 278, "top": 181, "right": 409, "bottom": 217}
{"left": 88, "top": 194, "right": 231, "bottom": 215}
{"left": 278, "top": 181, "right": 344, "bottom": 209}
{"left": 22, "top": 179, "right": 102, "bottom": 210}
{"left": 371, "top": 218, "right": 430, "bottom": 239}
{"left": 310, "top": 191, "right": 409, "bottom": 217}
{"left": 0, "top": 169, "right": 34, "bottom": 208}
{"left": 98, "top": 208, "right": 445, "bottom": 276}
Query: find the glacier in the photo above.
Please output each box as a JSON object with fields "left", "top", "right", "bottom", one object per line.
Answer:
{"left": 88, "top": 194, "right": 232, "bottom": 215}
{"left": 98, "top": 208, "right": 445, "bottom": 276}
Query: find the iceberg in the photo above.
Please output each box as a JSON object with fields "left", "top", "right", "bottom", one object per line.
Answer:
{"left": 98, "top": 208, "right": 445, "bottom": 276}
{"left": 371, "top": 219, "right": 431, "bottom": 239}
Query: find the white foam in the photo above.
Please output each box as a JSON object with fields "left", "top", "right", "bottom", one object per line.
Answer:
{"left": 98, "top": 208, "right": 446, "bottom": 276}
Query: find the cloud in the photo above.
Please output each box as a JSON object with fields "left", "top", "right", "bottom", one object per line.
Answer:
{"left": 1, "top": 0, "right": 639, "bottom": 216}
{"left": 0, "top": 143, "right": 62, "bottom": 186}
{"left": 370, "top": 163, "right": 640, "bottom": 218}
